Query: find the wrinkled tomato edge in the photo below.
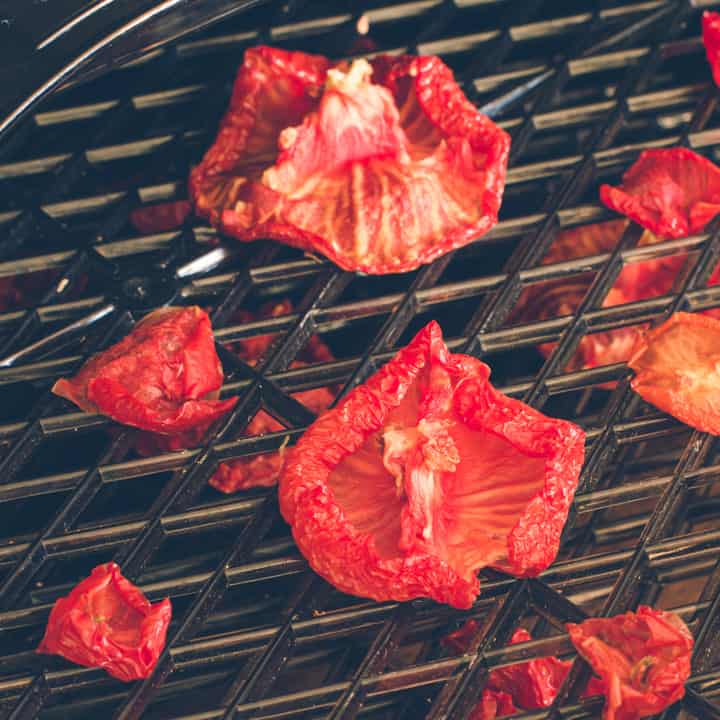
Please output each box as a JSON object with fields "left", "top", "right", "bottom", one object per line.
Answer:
{"left": 629, "top": 311, "right": 720, "bottom": 435}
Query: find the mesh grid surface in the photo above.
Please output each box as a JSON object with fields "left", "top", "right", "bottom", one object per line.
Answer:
{"left": 0, "top": 0, "right": 719, "bottom": 718}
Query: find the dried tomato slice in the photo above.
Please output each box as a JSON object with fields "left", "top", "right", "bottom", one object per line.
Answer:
{"left": 53, "top": 306, "right": 237, "bottom": 435}
{"left": 209, "top": 380, "right": 335, "bottom": 493}
{"left": 512, "top": 220, "right": 683, "bottom": 377}
{"left": 628, "top": 311, "right": 720, "bottom": 434}
{"left": 703, "top": 12, "right": 720, "bottom": 87}
{"left": 471, "top": 690, "right": 518, "bottom": 720}
{"left": 566, "top": 606, "right": 693, "bottom": 720}
{"left": 130, "top": 200, "right": 192, "bottom": 234}
{"left": 37, "top": 562, "right": 171, "bottom": 682}
{"left": 133, "top": 300, "right": 336, "bottom": 492}
{"left": 600, "top": 148, "right": 720, "bottom": 238}
{"left": 279, "top": 321, "right": 585, "bottom": 608}
{"left": 212, "top": 298, "right": 336, "bottom": 492}
{"left": 487, "top": 629, "right": 573, "bottom": 710}
{"left": 189, "top": 46, "right": 510, "bottom": 274}
{"left": 442, "top": 622, "right": 601, "bottom": 719}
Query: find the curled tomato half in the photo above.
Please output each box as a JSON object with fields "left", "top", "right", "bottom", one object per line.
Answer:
{"left": 629, "top": 311, "right": 720, "bottom": 434}
{"left": 38, "top": 562, "right": 171, "bottom": 682}
{"left": 279, "top": 321, "right": 585, "bottom": 608}
{"left": 190, "top": 46, "right": 510, "bottom": 274}
{"left": 566, "top": 606, "right": 693, "bottom": 720}
{"left": 53, "top": 306, "right": 238, "bottom": 435}
{"left": 703, "top": 11, "right": 720, "bottom": 87}
{"left": 600, "top": 148, "right": 720, "bottom": 238}
{"left": 130, "top": 200, "right": 192, "bottom": 234}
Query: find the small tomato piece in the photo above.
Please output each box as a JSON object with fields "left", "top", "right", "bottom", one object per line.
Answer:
{"left": 53, "top": 306, "right": 238, "bottom": 435}
{"left": 441, "top": 618, "right": 481, "bottom": 654}
{"left": 190, "top": 47, "right": 510, "bottom": 274}
{"left": 512, "top": 220, "right": 681, "bottom": 377}
{"left": 209, "top": 382, "right": 335, "bottom": 493}
{"left": 132, "top": 300, "right": 336, "bottom": 493}
{"left": 130, "top": 200, "right": 192, "bottom": 234}
{"left": 566, "top": 606, "right": 693, "bottom": 720}
{"left": 488, "top": 629, "right": 573, "bottom": 710}
{"left": 279, "top": 321, "right": 585, "bottom": 608}
{"left": 471, "top": 689, "right": 518, "bottom": 720}
{"left": 628, "top": 311, "right": 720, "bottom": 434}
{"left": 37, "top": 562, "right": 171, "bottom": 682}
{"left": 600, "top": 148, "right": 720, "bottom": 238}
{"left": 703, "top": 11, "right": 720, "bottom": 87}
{"left": 442, "top": 623, "right": 599, "bottom": 719}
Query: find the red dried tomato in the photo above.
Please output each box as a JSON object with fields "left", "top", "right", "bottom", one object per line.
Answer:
{"left": 486, "top": 629, "right": 573, "bottom": 711}
{"left": 130, "top": 200, "right": 192, "bottom": 234}
{"left": 209, "top": 380, "right": 335, "bottom": 493}
{"left": 278, "top": 321, "right": 585, "bottom": 608}
{"left": 212, "top": 298, "right": 336, "bottom": 491}
{"left": 511, "top": 220, "right": 684, "bottom": 378}
{"left": 37, "top": 562, "right": 171, "bottom": 682}
{"left": 471, "top": 690, "right": 518, "bottom": 720}
{"left": 133, "top": 300, "right": 336, "bottom": 492}
{"left": 628, "top": 311, "right": 720, "bottom": 434}
{"left": 441, "top": 618, "right": 481, "bottom": 654}
{"left": 53, "top": 306, "right": 237, "bottom": 435}
{"left": 704, "top": 12, "right": 720, "bottom": 87}
{"left": 600, "top": 148, "right": 720, "bottom": 238}
{"left": 189, "top": 46, "right": 510, "bottom": 274}
{"left": 566, "top": 606, "right": 693, "bottom": 720}
{"left": 442, "top": 623, "right": 602, "bottom": 720}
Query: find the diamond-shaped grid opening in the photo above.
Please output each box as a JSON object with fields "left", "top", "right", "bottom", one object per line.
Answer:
{"left": 18, "top": 426, "right": 112, "bottom": 479}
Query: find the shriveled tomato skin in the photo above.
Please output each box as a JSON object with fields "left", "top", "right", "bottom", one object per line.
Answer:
{"left": 703, "top": 12, "right": 720, "bottom": 87}
{"left": 629, "top": 311, "right": 720, "bottom": 434}
{"left": 130, "top": 200, "right": 192, "bottom": 234}
{"left": 600, "top": 148, "right": 720, "bottom": 238}
{"left": 132, "top": 299, "right": 336, "bottom": 493}
{"left": 191, "top": 47, "right": 510, "bottom": 275}
{"left": 442, "top": 623, "right": 595, "bottom": 719}
{"left": 279, "top": 321, "right": 584, "bottom": 609}
{"left": 189, "top": 46, "right": 330, "bottom": 225}
{"left": 38, "top": 562, "right": 171, "bottom": 682}
{"left": 566, "top": 606, "right": 693, "bottom": 720}
{"left": 511, "top": 220, "right": 689, "bottom": 379}
{"left": 209, "top": 384, "right": 335, "bottom": 493}
{"left": 53, "top": 306, "right": 237, "bottom": 435}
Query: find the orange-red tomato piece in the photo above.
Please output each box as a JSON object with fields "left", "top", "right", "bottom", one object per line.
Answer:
{"left": 190, "top": 46, "right": 510, "bottom": 274}
{"left": 279, "top": 321, "right": 585, "bottom": 608}
{"left": 566, "top": 606, "right": 693, "bottom": 720}
{"left": 53, "top": 306, "right": 237, "bottom": 435}
{"left": 629, "top": 311, "right": 720, "bottom": 434}
{"left": 38, "top": 562, "right": 171, "bottom": 682}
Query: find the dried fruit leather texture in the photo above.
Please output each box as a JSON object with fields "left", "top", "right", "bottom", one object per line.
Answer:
{"left": 132, "top": 300, "right": 336, "bottom": 493}
{"left": 442, "top": 622, "right": 601, "bottom": 719}
{"left": 600, "top": 148, "right": 720, "bottom": 239}
{"left": 511, "top": 220, "right": 683, "bottom": 379}
{"left": 566, "top": 606, "right": 693, "bottom": 720}
{"left": 629, "top": 311, "right": 720, "bottom": 434}
{"left": 190, "top": 46, "right": 510, "bottom": 274}
{"left": 38, "top": 562, "right": 171, "bottom": 682}
{"left": 53, "top": 306, "right": 237, "bottom": 435}
{"left": 279, "top": 321, "right": 584, "bottom": 608}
